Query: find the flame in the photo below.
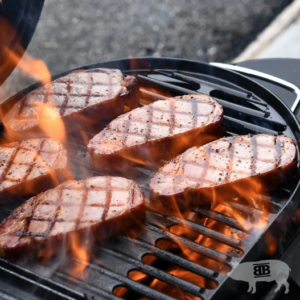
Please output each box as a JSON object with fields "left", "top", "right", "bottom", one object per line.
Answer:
{"left": 136, "top": 175, "right": 271, "bottom": 299}
{"left": 0, "top": 18, "right": 90, "bottom": 278}
{"left": 0, "top": 17, "right": 50, "bottom": 87}
{"left": 0, "top": 17, "right": 66, "bottom": 142}
{"left": 69, "top": 234, "right": 90, "bottom": 279}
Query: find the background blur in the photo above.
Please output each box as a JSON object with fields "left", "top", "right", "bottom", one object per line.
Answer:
{"left": 28, "top": 0, "right": 292, "bottom": 74}
{"left": 0, "top": 0, "right": 297, "bottom": 100}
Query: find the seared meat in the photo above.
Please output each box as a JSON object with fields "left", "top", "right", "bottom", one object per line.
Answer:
{"left": 3, "top": 69, "right": 139, "bottom": 136}
{"left": 150, "top": 134, "right": 297, "bottom": 210}
{"left": 0, "top": 138, "right": 68, "bottom": 204}
{"left": 88, "top": 94, "right": 225, "bottom": 176}
{"left": 0, "top": 176, "right": 145, "bottom": 261}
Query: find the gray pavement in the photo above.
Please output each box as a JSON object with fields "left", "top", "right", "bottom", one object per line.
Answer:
{"left": 0, "top": 0, "right": 292, "bottom": 101}
{"left": 28, "top": 0, "right": 291, "bottom": 74}
{"left": 259, "top": 15, "right": 300, "bottom": 59}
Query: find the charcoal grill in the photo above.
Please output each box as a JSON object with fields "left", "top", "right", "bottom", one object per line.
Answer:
{"left": 0, "top": 57, "right": 300, "bottom": 300}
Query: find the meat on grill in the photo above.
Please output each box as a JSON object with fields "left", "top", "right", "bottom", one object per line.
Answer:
{"left": 150, "top": 134, "right": 297, "bottom": 210}
{"left": 0, "top": 176, "right": 145, "bottom": 261}
{"left": 3, "top": 68, "right": 139, "bottom": 136}
{"left": 88, "top": 94, "right": 225, "bottom": 176}
{"left": 0, "top": 138, "right": 68, "bottom": 204}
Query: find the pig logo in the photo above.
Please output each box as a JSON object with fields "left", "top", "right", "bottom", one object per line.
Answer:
{"left": 228, "top": 260, "right": 290, "bottom": 294}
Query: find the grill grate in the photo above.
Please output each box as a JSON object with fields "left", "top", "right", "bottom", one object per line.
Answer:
{"left": 0, "top": 58, "right": 300, "bottom": 300}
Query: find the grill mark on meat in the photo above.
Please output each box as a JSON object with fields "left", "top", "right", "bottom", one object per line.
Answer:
{"left": 251, "top": 135, "right": 258, "bottom": 176}
{"left": 224, "top": 138, "right": 235, "bottom": 182}
{"left": 207, "top": 103, "right": 216, "bottom": 126}
{"left": 36, "top": 202, "right": 126, "bottom": 209}
{"left": 43, "top": 188, "right": 64, "bottom": 238}
{"left": 145, "top": 105, "right": 154, "bottom": 140}
{"left": 24, "top": 201, "right": 38, "bottom": 238}
{"left": 86, "top": 69, "right": 112, "bottom": 75}
{"left": 169, "top": 98, "right": 175, "bottom": 135}
{"left": 174, "top": 97, "right": 215, "bottom": 105}
{"left": 22, "top": 139, "right": 47, "bottom": 183}
{"left": 57, "top": 82, "right": 120, "bottom": 86}
{"left": 75, "top": 181, "right": 89, "bottom": 230}
{"left": 191, "top": 96, "right": 198, "bottom": 128}
{"left": 130, "top": 184, "right": 135, "bottom": 209}
{"left": 59, "top": 83, "right": 71, "bottom": 116}
{"left": 197, "top": 145, "right": 212, "bottom": 184}
{"left": 276, "top": 136, "right": 282, "bottom": 167}
{"left": 86, "top": 73, "right": 94, "bottom": 107}
{"left": 158, "top": 158, "right": 277, "bottom": 184}
{"left": 127, "top": 106, "right": 212, "bottom": 118}
{"left": 122, "top": 114, "right": 132, "bottom": 146}
{"left": 22, "top": 93, "right": 117, "bottom": 99}
{"left": 101, "top": 177, "right": 112, "bottom": 221}
{"left": 0, "top": 144, "right": 20, "bottom": 183}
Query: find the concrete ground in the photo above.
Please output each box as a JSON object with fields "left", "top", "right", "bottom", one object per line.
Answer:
{"left": 258, "top": 15, "right": 300, "bottom": 59}
{"left": 0, "top": 0, "right": 293, "bottom": 101}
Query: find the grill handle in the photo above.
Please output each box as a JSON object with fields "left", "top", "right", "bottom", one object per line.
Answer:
{"left": 210, "top": 62, "right": 300, "bottom": 113}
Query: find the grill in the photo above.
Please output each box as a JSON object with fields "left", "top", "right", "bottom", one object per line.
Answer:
{"left": 0, "top": 57, "right": 300, "bottom": 300}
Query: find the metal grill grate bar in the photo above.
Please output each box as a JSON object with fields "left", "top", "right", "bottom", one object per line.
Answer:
{"left": 164, "top": 72, "right": 254, "bottom": 100}
{"left": 197, "top": 208, "right": 247, "bottom": 232}
{"left": 116, "top": 235, "right": 218, "bottom": 280}
{"left": 224, "top": 116, "right": 280, "bottom": 135}
{"left": 144, "top": 224, "right": 230, "bottom": 263}
{"left": 99, "top": 247, "right": 207, "bottom": 299}
{"left": 87, "top": 261, "right": 177, "bottom": 300}
{"left": 147, "top": 212, "right": 242, "bottom": 249}
{"left": 54, "top": 272, "right": 121, "bottom": 300}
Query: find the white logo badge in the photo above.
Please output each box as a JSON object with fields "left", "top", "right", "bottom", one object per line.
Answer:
{"left": 229, "top": 260, "right": 290, "bottom": 294}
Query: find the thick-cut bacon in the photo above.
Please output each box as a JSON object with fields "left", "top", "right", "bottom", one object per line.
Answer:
{"left": 88, "top": 94, "right": 225, "bottom": 176}
{"left": 0, "top": 176, "right": 145, "bottom": 260}
{"left": 0, "top": 138, "right": 68, "bottom": 204}
{"left": 3, "top": 68, "right": 139, "bottom": 135}
{"left": 150, "top": 134, "right": 297, "bottom": 210}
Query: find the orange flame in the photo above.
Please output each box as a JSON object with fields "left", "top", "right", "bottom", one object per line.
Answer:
{"left": 69, "top": 234, "right": 90, "bottom": 279}
{"left": 133, "top": 175, "right": 271, "bottom": 299}
{"left": 0, "top": 18, "right": 88, "bottom": 277}
{"left": 0, "top": 17, "right": 66, "bottom": 142}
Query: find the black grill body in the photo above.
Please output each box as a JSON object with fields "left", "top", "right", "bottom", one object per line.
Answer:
{"left": 0, "top": 57, "right": 300, "bottom": 300}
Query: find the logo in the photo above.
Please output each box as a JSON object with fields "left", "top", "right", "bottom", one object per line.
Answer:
{"left": 253, "top": 263, "right": 271, "bottom": 277}
{"left": 228, "top": 260, "right": 290, "bottom": 294}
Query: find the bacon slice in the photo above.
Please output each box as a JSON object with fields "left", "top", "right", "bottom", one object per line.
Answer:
{"left": 150, "top": 134, "right": 297, "bottom": 210}
{"left": 0, "top": 138, "right": 68, "bottom": 204}
{"left": 0, "top": 176, "right": 145, "bottom": 261}
{"left": 88, "top": 94, "right": 225, "bottom": 175}
{"left": 3, "top": 68, "right": 139, "bottom": 135}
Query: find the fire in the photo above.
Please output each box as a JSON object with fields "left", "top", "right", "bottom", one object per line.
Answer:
{"left": 0, "top": 17, "right": 50, "bottom": 87}
{"left": 0, "top": 17, "right": 66, "bottom": 142}
{"left": 127, "top": 174, "right": 271, "bottom": 299}
{"left": 0, "top": 17, "right": 90, "bottom": 278}
{"left": 69, "top": 234, "right": 90, "bottom": 279}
